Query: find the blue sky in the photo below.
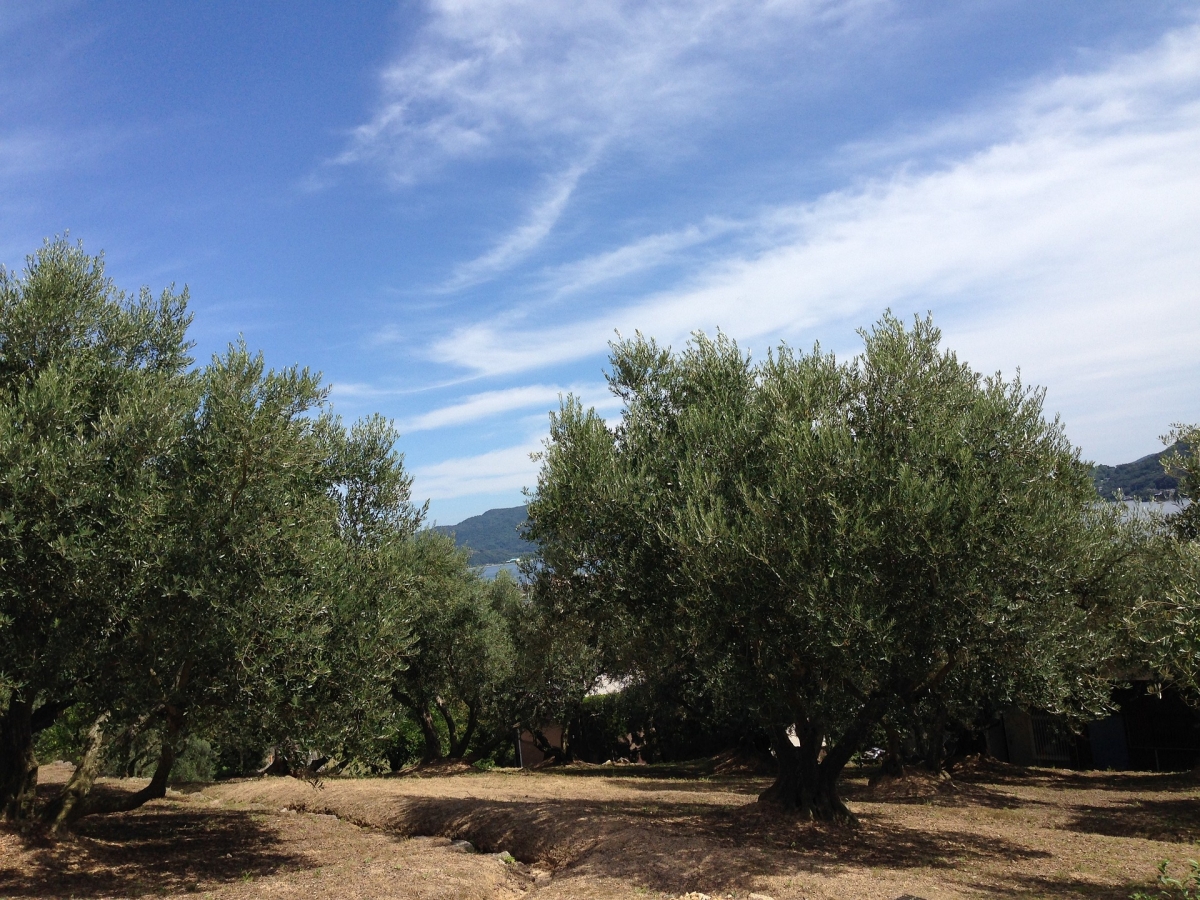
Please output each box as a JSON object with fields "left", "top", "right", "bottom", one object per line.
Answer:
{"left": 3, "top": 1, "right": 1199, "bottom": 524}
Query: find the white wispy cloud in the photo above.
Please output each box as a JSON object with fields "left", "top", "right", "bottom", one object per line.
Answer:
{"left": 337, "top": 0, "right": 885, "bottom": 183}
{"left": 0, "top": 125, "right": 119, "bottom": 185}
{"left": 0, "top": 132, "right": 56, "bottom": 180}
{"left": 538, "top": 216, "right": 742, "bottom": 298}
{"left": 424, "top": 21, "right": 1200, "bottom": 427}
{"left": 411, "top": 438, "right": 545, "bottom": 500}
{"left": 402, "top": 381, "right": 614, "bottom": 432}
{"left": 439, "top": 160, "right": 592, "bottom": 289}
{"left": 328, "top": 382, "right": 399, "bottom": 400}
{"left": 332, "top": 0, "right": 888, "bottom": 290}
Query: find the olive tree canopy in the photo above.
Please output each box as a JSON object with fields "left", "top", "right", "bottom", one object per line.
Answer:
{"left": 1, "top": 239, "right": 429, "bottom": 827}
{"left": 1122, "top": 426, "right": 1200, "bottom": 699}
{"left": 527, "top": 315, "right": 1123, "bottom": 821}
{"left": 0, "top": 239, "right": 192, "bottom": 820}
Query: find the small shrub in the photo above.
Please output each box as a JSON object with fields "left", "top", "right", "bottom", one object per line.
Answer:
{"left": 1132, "top": 859, "right": 1200, "bottom": 900}
{"left": 171, "top": 736, "right": 217, "bottom": 783}
{"left": 33, "top": 706, "right": 91, "bottom": 764}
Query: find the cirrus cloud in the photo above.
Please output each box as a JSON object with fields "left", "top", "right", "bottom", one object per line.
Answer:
{"left": 426, "top": 25, "right": 1200, "bottom": 394}
{"left": 337, "top": 0, "right": 887, "bottom": 183}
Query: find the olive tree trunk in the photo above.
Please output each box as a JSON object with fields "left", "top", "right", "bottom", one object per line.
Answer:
{"left": 417, "top": 707, "right": 443, "bottom": 763}
{"left": 0, "top": 697, "right": 38, "bottom": 823}
{"left": 47, "top": 711, "right": 181, "bottom": 828}
{"left": 446, "top": 701, "right": 479, "bottom": 760}
{"left": 758, "top": 723, "right": 855, "bottom": 822}
{"left": 40, "top": 713, "right": 108, "bottom": 831}
{"left": 758, "top": 698, "right": 889, "bottom": 824}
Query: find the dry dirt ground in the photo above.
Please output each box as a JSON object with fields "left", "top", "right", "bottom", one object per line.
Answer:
{"left": 3, "top": 760, "right": 1199, "bottom": 900}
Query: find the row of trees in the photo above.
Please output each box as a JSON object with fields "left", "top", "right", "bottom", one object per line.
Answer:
{"left": 0, "top": 240, "right": 577, "bottom": 829}
{"left": 3, "top": 238, "right": 1197, "bottom": 830}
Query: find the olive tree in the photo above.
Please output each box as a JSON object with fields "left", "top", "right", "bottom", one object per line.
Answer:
{"left": 388, "top": 533, "right": 519, "bottom": 765}
{"left": 293, "top": 414, "right": 426, "bottom": 769}
{"left": 500, "top": 574, "right": 605, "bottom": 763}
{"left": 0, "top": 239, "right": 191, "bottom": 822}
{"left": 1121, "top": 426, "right": 1200, "bottom": 699}
{"left": 527, "top": 315, "right": 1123, "bottom": 821}
{"left": 40, "top": 343, "right": 353, "bottom": 827}
{"left": 0, "top": 237, "right": 439, "bottom": 826}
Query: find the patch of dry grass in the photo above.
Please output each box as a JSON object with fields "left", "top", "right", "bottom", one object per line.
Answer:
{"left": 3, "top": 761, "right": 1197, "bottom": 899}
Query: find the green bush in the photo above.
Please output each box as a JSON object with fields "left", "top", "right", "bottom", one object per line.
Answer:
{"left": 1133, "top": 860, "right": 1200, "bottom": 900}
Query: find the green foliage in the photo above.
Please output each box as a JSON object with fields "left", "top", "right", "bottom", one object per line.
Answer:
{"left": 1121, "top": 426, "right": 1200, "bottom": 698}
{"left": 502, "top": 567, "right": 606, "bottom": 760}
{"left": 1163, "top": 426, "right": 1200, "bottom": 540}
{"left": 0, "top": 238, "right": 195, "bottom": 818}
{"left": 389, "top": 534, "right": 520, "bottom": 762}
{"left": 113, "top": 342, "right": 342, "bottom": 734}
{"left": 527, "top": 314, "right": 1127, "bottom": 817}
{"left": 0, "top": 237, "right": 434, "bottom": 819}
{"left": 1131, "top": 860, "right": 1200, "bottom": 900}
{"left": 165, "top": 736, "right": 217, "bottom": 783}
{"left": 380, "top": 715, "right": 426, "bottom": 772}
{"left": 283, "top": 414, "right": 426, "bottom": 768}
{"left": 0, "top": 237, "right": 192, "bottom": 707}
{"left": 33, "top": 705, "right": 93, "bottom": 765}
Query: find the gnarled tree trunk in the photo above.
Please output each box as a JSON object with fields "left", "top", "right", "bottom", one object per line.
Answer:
{"left": 50, "top": 710, "right": 181, "bottom": 828}
{"left": 759, "top": 697, "right": 890, "bottom": 824}
{"left": 758, "top": 722, "right": 855, "bottom": 822}
{"left": 447, "top": 701, "right": 479, "bottom": 760}
{"left": 0, "top": 697, "right": 38, "bottom": 823}
{"left": 417, "top": 706, "right": 443, "bottom": 763}
{"left": 434, "top": 697, "right": 459, "bottom": 757}
{"left": 40, "top": 713, "right": 108, "bottom": 831}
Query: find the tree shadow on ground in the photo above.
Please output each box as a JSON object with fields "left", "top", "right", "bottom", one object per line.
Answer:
{"left": 1064, "top": 795, "right": 1200, "bottom": 843}
{"left": 953, "top": 765, "right": 1198, "bottom": 794}
{"left": 0, "top": 795, "right": 307, "bottom": 898}
{"left": 972, "top": 873, "right": 1149, "bottom": 900}
{"left": 842, "top": 777, "right": 1034, "bottom": 810}
{"left": 598, "top": 775, "right": 767, "bottom": 796}
{"left": 362, "top": 792, "right": 1050, "bottom": 896}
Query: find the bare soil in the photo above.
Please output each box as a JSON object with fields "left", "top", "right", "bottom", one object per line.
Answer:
{"left": 3, "top": 760, "right": 1198, "bottom": 899}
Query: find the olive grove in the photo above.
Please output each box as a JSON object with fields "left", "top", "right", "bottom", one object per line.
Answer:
{"left": 0, "top": 239, "right": 509, "bottom": 828}
{"left": 3, "top": 237, "right": 1193, "bottom": 834}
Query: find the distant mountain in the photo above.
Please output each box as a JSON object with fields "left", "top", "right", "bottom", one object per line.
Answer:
{"left": 1092, "top": 446, "right": 1179, "bottom": 500}
{"left": 432, "top": 505, "right": 533, "bottom": 565}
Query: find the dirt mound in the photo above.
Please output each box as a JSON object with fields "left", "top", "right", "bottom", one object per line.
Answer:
{"left": 947, "top": 753, "right": 1030, "bottom": 780}
{"left": 864, "top": 768, "right": 956, "bottom": 799}
{"left": 393, "top": 759, "right": 478, "bottom": 778}
{"left": 711, "top": 748, "right": 777, "bottom": 777}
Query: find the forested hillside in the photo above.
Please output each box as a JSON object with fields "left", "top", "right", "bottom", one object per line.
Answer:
{"left": 433, "top": 505, "right": 531, "bottom": 564}
{"left": 1092, "top": 447, "right": 1179, "bottom": 499}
